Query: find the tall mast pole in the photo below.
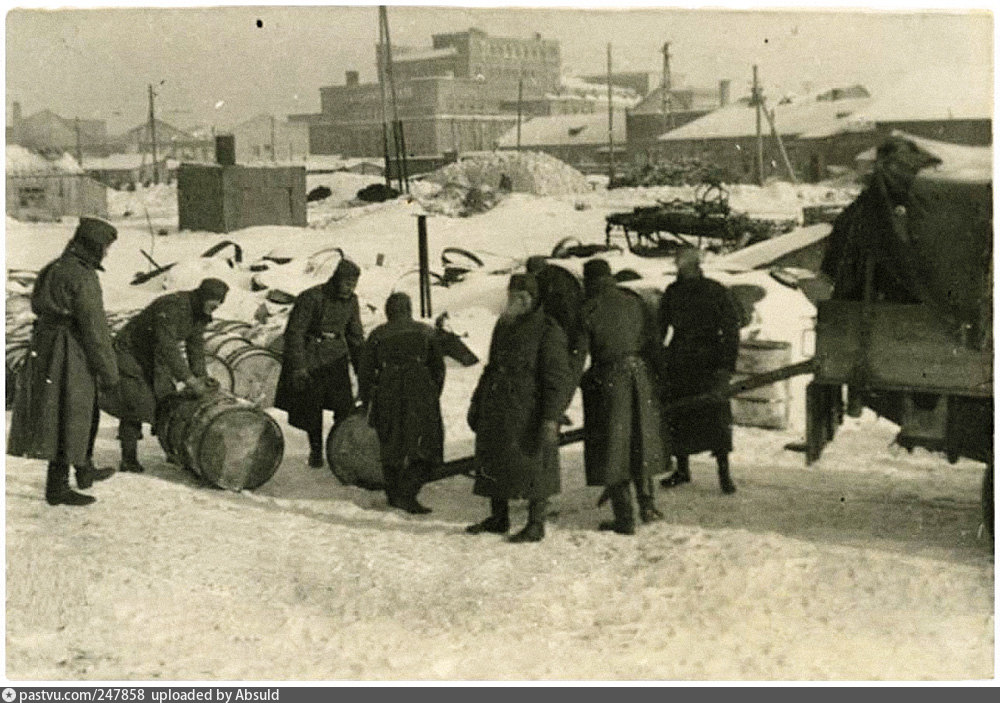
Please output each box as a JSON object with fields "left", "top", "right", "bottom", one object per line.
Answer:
{"left": 380, "top": 6, "right": 408, "bottom": 193}
{"left": 607, "top": 43, "right": 614, "bottom": 185}
{"left": 752, "top": 65, "right": 764, "bottom": 186}
{"left": 377, "top": 9, "right": 392, "bottom": 187}
{"left": 148, "top": 84, "right": 159, "bottom": 184}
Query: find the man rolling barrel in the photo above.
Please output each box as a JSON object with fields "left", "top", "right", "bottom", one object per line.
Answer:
{"left": 578, "top": 259, "right": 666, "bottom": 534}
{"left": 359, "top": 292, "right": 445, "bottom": 515}
{"left": 657, "top": 248, "right": 741, "bottom": 494}
{"left": 465, "top": 273, "right": 575, "bottom": 543}
{"left": 274, "top": 259, "right": 364, "bottom": 468}
{"left": 7, "top": 217, "right": 120, "bottom": 506}
{"left": 109, "top": 278, "right": 230, "bottom": 473}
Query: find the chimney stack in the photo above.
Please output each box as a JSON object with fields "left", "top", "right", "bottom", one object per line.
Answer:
{"left": 718, "top": 79, "right": 731, "bottom": 107}
{"left": 346, "top": 70, "right": 359, "bottom": 87}
{"left": 215, "top": 134, "right": 236, "bottom": 166}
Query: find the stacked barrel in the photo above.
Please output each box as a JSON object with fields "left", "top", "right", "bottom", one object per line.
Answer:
{"left": 203, "top": 320, "right": 283, "bottom": 408}
{"left": 731, "top": 339, "right": 792, "bottom": 430}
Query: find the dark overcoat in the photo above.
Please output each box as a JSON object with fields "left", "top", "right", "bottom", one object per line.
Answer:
{"left": 273, "top": 280, "right": 365, "bottom": 430}
{"left": 580, "top": 283, "right": 667, "bottom": 487}
{"left": 469, "top": 307, "right": 574, "bottom": 500}
{"left": 360, "top": 318, "right": 445, "bottom": 468}
{"left": 7, "top": 241, "right": 119, "bottom": 465}
{"left": 103, "top": 290, "right": 211, "bottom": 424}
{"left": 536, "top": 263, "right": 586, "bottom": 375}
{"left": 658, "top": 275, "right": 741, "bottom": 456}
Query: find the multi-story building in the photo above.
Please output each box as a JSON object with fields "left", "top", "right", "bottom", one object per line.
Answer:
{"left": 379, "top": 28, "right": 560, "bottom": 99}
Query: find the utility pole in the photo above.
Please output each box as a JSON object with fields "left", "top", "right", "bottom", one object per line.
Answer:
{"left": 74, "top": 117, "right": 83, "bottom": 168}
{"left": 661, "top": 42, "right": 673, "bottom": 133}
{"left": 148, "top": 84, "right": 159, "bottom": 184}
{"left": 607, "top": 43, "right": 615, "bottom": 184}
{"left": 376, "top": 9, "right": 392, "bottom": 188}
{"left": 270, "top": 116, "right": 276, "bottom": 162}
{"left": 752, "top": 65, "right": 764, "bottom": 186}
{"left": 516, "top": 74, "right": 523, "bottom": 151}
{"left": 379, "top": 5, "right": 408, "bottom": 193}
{"left": 763, "top": 105, "right": 798, "bottom": 183}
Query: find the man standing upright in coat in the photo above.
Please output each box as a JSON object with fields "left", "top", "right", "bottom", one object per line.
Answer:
{"left": 7, "top": 217, "right": 120, "bottom": 506}
{"left": 658, "top": 248, "right": 741, "bottom": 494}
{"left": 359, "top": 292, "right": 445, "bottom": 515}
{"left": 579, "top": 259, "right": 666, "bottom": 534}
{"left": 274, "top": 258, "right": 364, "bottom": 468}
{"left": 465, "top": 273, "right": 575, "bottom": 543}
{"left": 109, "top": 277, "right": 229, "bottom": 472}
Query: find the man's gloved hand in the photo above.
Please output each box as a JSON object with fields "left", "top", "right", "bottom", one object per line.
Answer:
{"left": 538, "top": 420, "right": 560, "bottom": 447}
{"left": 185, "top": 376, "right": 209, "bottom": 396}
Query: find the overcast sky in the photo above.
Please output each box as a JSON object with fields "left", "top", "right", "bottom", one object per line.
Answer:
{"left": 5, "top": 3, "right": 994, "bottom": 134}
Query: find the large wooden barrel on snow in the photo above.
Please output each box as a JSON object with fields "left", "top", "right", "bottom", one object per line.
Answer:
{"left": 325, "top": 413, "right": 385, "bottom": 490}
{"left": 155, "top": 388, "right": 284, "bottom": 491}
{"left": 205, "top": 353, "right": 235, "bottom": 393}
{"left": 732, "top": 339, "right": 792, "bottom": 430}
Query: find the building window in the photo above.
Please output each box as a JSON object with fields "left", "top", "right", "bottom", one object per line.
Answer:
{"left": 18, "top": 186, "right": 45, "bottom": 208}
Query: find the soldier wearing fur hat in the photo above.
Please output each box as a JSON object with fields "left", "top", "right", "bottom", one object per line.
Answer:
{"left": 465, "top": 273, "right": 575, "bottom": 543}
{"left": 7, "top": 217, "right": 120, "bottom": 506}
{"left": 105, "top": 277, "right": 230, "bottom": 473}
{"left": 274, "top": 258, "right": 365, "bottom": 468}
{"left": 657, "top": 248, "right": 741, "bottom": 494}
{"left": 359, "top": 292, "right": 445, "bottom": 515}
{"left": 578, "top": 258, "right": 667, "bottom": 534}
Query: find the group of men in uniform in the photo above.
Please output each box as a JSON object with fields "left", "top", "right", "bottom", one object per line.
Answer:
{"left": 8, "top": 218, "right": 742, "bottom": 539}
{"left": 8, "top": 218, "right": 230, "bottom": 505}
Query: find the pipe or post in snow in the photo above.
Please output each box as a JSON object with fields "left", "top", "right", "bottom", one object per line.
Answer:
{"left": 380, "top": 6, "right": 409, "bottom": 193}
{"left": 752, "top": 65, "right": 764, "bottom": 186}
{"left": 376, "top": 10, "right": 393, "bottom": 188}
{"left": 148, "top": 84, "right": 160, "bottom": 184}
{"left": 763, "top": 102, "right": 798, "bottom": 184}
{"left": 417, "top": 215, "right": 432, "bottom": 318}
{"left": 270, "top": 116, "right": 276, "bottom": 163}
{"left": 74, "top": 117, "right": 83, "bottom": 168}
{"left": 516, "top": 74, "right": 523, "bottom": 152}
{"left": 607, "top": 43, "right": 615, "bottom": 185}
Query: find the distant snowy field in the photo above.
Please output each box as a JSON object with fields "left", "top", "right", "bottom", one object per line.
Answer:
{"left": 4, "top": 176, "right": 993, "bottom": 680}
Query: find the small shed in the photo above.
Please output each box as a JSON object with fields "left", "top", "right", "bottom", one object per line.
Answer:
{"left": 177, "top": 163, "right": 307, "bottom": 233}
{"left": 6, "top": 145, "right": 108, "bottom": 222}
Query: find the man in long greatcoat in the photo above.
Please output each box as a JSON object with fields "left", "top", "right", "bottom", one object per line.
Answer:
{"left": 7, "top": 217, "right": 120, "bottom": 506}
{"left": 107, "top": 278, "right": 230, "bottom": 472}
{"left": 274, "top": 258, "right": 364, "bottom": 468}
{"left": 526, "top": 255, "right": 586, "bottom": 381}
{"left": 359, "top": 292, "right": 445, "bottom": 515}
{"left": 658, "top": 248, "right": 741, "bottom": 494}
{"left": 465, "top": 273, "right": 575, "bottom": 543}
{"left": 578, "top": 259, "right": 666, "bottom": 534}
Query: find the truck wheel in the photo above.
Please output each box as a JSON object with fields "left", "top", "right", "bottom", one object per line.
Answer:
{"left": 983, "top": 463, "right": 994, "bottom": 540}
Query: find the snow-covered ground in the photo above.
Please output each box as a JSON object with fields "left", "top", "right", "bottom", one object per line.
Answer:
{"left": 4, "top": 176, "right": 993, "bottom": 681}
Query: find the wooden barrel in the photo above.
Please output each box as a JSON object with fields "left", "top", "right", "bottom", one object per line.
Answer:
{"left": 205, "top": 332, "right": 249, "bottom": 357}
{"left": 207, "top": 320, "right": 253, "bottom": 335}
{"left": 225, "top": 346, "right": 281, "bottom": 408}
{"left": 155, "top": 389, "right": 284, "bottom": 491}
{"left": 325, "top": 413, "right": 385, "bottom": 490}
{"left": 732, "top": 339, "right": 792, "bottom": 430}
{"left": 205, "top": 353, "right": 235, "bottom": 392}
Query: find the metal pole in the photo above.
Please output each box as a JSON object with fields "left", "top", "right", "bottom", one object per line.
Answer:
{"left": 607, "top": 43, "right": 615, "bottom": 184}
{"left": 74, "top": 117, "right": 83, "bottom": 168}
{"left": 148, "top": 84, "right": 159, "bottom": 184}
{"left": 270, "top": 116, "right": 276, "bottom": 162}
{"left": 662, "top": 42, "right": 673, "bottom": 131}
{"left": 763, "top": 102, "right": 798, "bottom": 183}
{"left": 417, "top": 214, "right": 431, "bottom": 318}
{"left": 752, "top": 65, "right": 763, "bottom": 186}
{"left": 516, "top": 76, "right": 523, "bottom": 151}
{"left": 380, "top": 6, "right": 408, "bottom": 193}
{"left": 377, "top": 8, "right": 392, "bottom": 188}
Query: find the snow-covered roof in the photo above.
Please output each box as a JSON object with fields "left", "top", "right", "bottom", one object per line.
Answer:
{"left": 83, "top": 153, "right": 160, "bottom": 171}
{"left": 856, "top": 66, "right": 992, "bottom": 123}
{"left": 5, "top": 144, "right": 82, "bottom": 175}
{"left": 659, "top": 87, "right": 873, "bottom": 142}
{"left": 393, "top": 46, "right": 458, "bottom": 63}
{"left": 496, "top": 111, "right": 626, "bottom": 148}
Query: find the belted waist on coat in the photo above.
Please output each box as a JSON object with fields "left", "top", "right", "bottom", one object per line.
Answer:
{"left": 591, "top": 352, "right": 644, "bottom": 369}
{"left": 311, "top": 331, "right": 344, "bottom": 342}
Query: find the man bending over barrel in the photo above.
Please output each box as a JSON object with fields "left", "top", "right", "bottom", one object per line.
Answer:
{"left": 359, "top": 292, "right": 445, "bottom": 515}
{"left": 107, "top": 278, "right": 229, "bottom": 473}
{"left": 274, "top": 259, "right": 365, "bottom": 468}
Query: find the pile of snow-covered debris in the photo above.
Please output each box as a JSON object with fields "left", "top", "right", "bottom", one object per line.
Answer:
{"left": 5, "top": 145, "right": 82, "bottom": 175}
{"left": 426, "top": 151, "right": 591, "bottom": 197}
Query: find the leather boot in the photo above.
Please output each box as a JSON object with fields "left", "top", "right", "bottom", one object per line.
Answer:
{"left": 307, "top": 429, "right": 324, "bottom": 468}
{"left": 46, "top": 463, "right": 95, "bottom": 506}
{"left": 599, "top": 483, "right": 636, "bottom": 535}
{"left": 466, "top": 498, "right": 510, "bottom": 534}
{"left": 510, "top": 499, "right": 547, "bottom": 543}
{"left": 75, "top": 461, "right": 115, "bottom": 489}
{"left": 660, "top": 454, "right": 691, "bottom": 488}
{"left": 118, "top": 421, "right": 146, "bottom": 473}
{"left": 390, "top": 461, "right": 431, "bottom": 514}
{"left": 717, "top": 453, "right": 736, "bottom": 494}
